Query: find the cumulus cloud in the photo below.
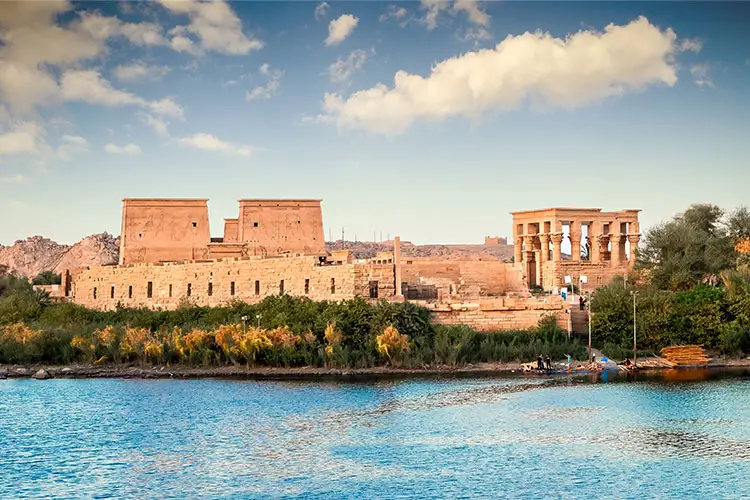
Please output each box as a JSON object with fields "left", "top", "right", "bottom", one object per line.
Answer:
{"left": 114, "top": 62, "right": 171, "bottom": 82}
{"left": 0, "top": 1, "right": 185, "bottom": 123}
{"left": 57, "top": 134, "right": 89, "bottom": 160}
{"left": 0, "top": 122, "right": 41, "bottom": 156}
{"left": 314, "top": 2, "right": 329, "bottom": 21}
{"left": 104, "top": 142, "right": 141, "bottom": 155}
{"left": 328, "top": 49, "right": 369, "bottom": 84}
{"left": 159, "top": 0, "right": 263, "bottom": 55}
{"left": 60, "top": 70, "right": 184, "bottom": 118}
{"left": 325, "top": 14, "right": 358, "bottom": 46}
{"left": 139, "top": 112, "right": 170, "bottom": 137}
{"left": 178, "top": 133, "right": 253, "bottom": 157}
{"left": 419, "top": 0, "right": 489, "bottom": 30}
{"left": 690, "top": 63, "right": 714, "bottom": 88}
{"left": 679, "top": 38, "right": 703, "bottom": 53}
{"left": 318, "top": 17, "right": 682, "bottom": 135}
{"left": 246, "top": 64, "right": 283, "bottom": 101}
{"left": 379, "top": 5, "right": 409, "bottom": 23}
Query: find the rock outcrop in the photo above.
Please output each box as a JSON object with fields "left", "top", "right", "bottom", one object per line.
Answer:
{"left": 0, "top": 233, "right": 119, "bottom": 278}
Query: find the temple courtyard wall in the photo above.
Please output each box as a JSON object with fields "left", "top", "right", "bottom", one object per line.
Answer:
{"left": 64, "top": 255, "right": 395, "bottom": 310}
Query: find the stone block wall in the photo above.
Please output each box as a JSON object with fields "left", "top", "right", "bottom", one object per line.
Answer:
{"left": 427, "top": 296, "right": 569, "bottom": 331}
{"left": 401, "top": 259, "right": 526, "bottom": 298}
{"left": 542, "top": 261, "right": 628, "bottom": 291}
{"left": 66, "top": 255, "right": 395, "bottom": 310}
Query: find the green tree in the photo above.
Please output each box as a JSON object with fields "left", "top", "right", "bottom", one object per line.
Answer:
{"left": 32, "top": 271, "right": 62, "bottom": 285}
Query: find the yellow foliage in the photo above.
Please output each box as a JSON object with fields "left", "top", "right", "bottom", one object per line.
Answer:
{"left": 2, "top": 323, "right": 42, "bottom": 345}
{"left": 376, "top": 326, "right": 410, "bottom": 360}
{"left": 267, "top": 326, "right": 297, "bottom": 349}
{"left": 736, "top": 239, "right": 750, "bottom": 254}
{"left": 324, "top": 322, "right": 342, "bottom": 358}
{"left": 95, "top": 326, "right": 117, "bottom": 348}
{"left": 302, "top": 330, "right": 316, "bottom": 345}
{"left": 184, "top": 329, "right": 215, "bottom": 354}
{"left": 239, "top": 327, "right": 272, "bottom": 362}
{"left": 143, "top": 338, "right": 163, "bottom": 361}
{"left": 214, "top": 324, "right": 243, "bottom": 357}
{"left": 121, "top": 327, "right": 149, "bottom": 356}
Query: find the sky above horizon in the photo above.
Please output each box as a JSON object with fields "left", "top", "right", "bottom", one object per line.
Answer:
{"left": 1, "top": 0, "right": 749, "bottom": 246}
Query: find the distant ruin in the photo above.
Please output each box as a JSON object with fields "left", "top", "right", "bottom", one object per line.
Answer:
{"left": 59, "top": 198, "right": 641, "bottom": 332}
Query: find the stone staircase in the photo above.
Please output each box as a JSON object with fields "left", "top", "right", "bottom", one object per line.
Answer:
{"left": 570, "top": 308, "right": 590, "bottom": 340}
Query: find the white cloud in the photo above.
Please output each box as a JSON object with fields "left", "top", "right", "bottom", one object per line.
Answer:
{"left": 104, "top": 142, "right": 141, "bottom": 155}
{"left": 60, "top": 70, "right": 184, "bottom": 118}
{"left": 0, "top": 173, "right": 26, "bottom": 184}
{"left": 452, "top": 0, "right": 489, "bottom": 27}
{"left": 420, "top": 0, "right": 449, "bottom": 31}
{"left": 114, "top": 62, "right": 171, "bottom": 82}
{"left": 419, "top": 0, "right": 489, "bottom": 30}
{"left": 679, "top": 38, "right": 703, "bottom": 53}
{"left": 458, "top": 26, "right": 492, "bottom": 46}
{"left": 57, "top": 134, "right": 89, "bottom": 160}
{"left": 315, "top": 2, "right": 330, "bottom": 21}
{"left": 139, "top": 112, "right": 170, "bottom": 137}
{"left": 0, "top": 123, "right": 41, "bottom": 156}
{"left": 222, "top": 79, "right": 239, "bottom": 87}
{"left": 246, "top": 64, "right": 283, "bottom": 101}
{"left": 74, "top": 11, "right": 166, "bottom": 46}
{"left": 178, "top": 133, "right": 253, "bottom": 157}
{"left": 379, "top": 5, "right": 409, "bottom": 23}
{"left": 325, "top": 14, "right": 359, "bottom": 46}
{"left": 318, "top": 17, "right": 681, "bottom": 135}
{"left": 159, "top": 0, "right": 263, "bottom": 55}
{"left": 690, "top": 63, "right": 714, "bottom": 88}
{"left": 328, "top": 49, "right": 369, "bottom": 84}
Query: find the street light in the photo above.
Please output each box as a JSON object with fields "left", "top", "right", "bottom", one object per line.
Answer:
{"left": 256, "top": 314, "right": 261, "bottom": 329}
{"left": 241, "top": 315, "right": 248, "bottom": 335}
{"left": 631, "top": 290, "right": 638, "bottom": 367}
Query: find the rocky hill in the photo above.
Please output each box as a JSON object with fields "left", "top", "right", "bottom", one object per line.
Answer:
{"left": 0, "top": 234, "right": 512, "bottom": 277}
{"left": 0, "top": 234, "right": 119, "bottom": 278}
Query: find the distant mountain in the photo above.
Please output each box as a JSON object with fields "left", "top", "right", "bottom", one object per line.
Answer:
{"left": 0, "top": 233, "right": 512, "bottom": 278}
{"left": 0, "top": 234, "right": 119, "bottom": 278}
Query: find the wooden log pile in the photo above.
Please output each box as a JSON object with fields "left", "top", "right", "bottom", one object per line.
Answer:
{"left": 660, "top": 345, "right": 711, "bottom": 366}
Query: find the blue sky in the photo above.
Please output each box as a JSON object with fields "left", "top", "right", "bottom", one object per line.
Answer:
{"left": 1, "top": 1, "right": 749, "bottom": 245}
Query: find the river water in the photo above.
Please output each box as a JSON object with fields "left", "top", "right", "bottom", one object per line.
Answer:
{"left": 2, "top": 370, "right": 749, "bottom": 499}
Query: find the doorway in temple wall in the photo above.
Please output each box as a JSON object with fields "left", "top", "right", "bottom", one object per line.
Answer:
{"left": 526, "top": 257, "right": 537, "bottom": 287}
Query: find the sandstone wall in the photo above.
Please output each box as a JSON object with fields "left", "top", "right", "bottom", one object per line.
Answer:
{"left": 542, "top": 261, "right": 628, "bottom": 291}
{"left": 67, "top": 256, "right": 395, "bottom": 310}
{"left": 427, "top": 296, "right": 570, "bottom": 331}
{"left": 401, "top": 259, "right": 526, "bottom": 298}
{"left": 120, "top": 199, "right": 211, "bottom": 265}
{"left": 237, "top": 200, "right": 325, "bottom": 255}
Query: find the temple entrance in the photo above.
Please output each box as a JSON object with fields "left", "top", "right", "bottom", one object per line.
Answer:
{"left": 526, "top": 257, "right": 537, "bottom": 287}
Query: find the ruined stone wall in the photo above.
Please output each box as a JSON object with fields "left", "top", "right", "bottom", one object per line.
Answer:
{"left": 120, "top": 199, "right": 210, "bottom": 265}
{"left": 542, "top": 261, "right": 628, "bottom": 291}
{"left": 400, "top": 259, "right": 526, "bottom": 298}
{"left": 67, "top": 256, "right": 395, "bottom": 310}
{"left": 427, "top": 296, "right": 570, "bottom": 331}
{"left": 237, "top": 200, "right": 325, "bottom": 255}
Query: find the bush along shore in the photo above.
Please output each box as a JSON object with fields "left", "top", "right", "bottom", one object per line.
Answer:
{"left": 0, "top": 272, "right": 586, "bottom": 376}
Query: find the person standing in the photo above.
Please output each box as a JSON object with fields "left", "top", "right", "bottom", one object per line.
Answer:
{"left": 579, "top": 295, "right": 585, "bottom": 311}
{"left": 545, "top": 355, "right": 552, "bottom": 371}
{"left": 565, "top": 353, "right": 573, "bottom": 371}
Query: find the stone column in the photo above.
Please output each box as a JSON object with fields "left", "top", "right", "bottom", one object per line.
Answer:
{"left": 570, "top": 231, "right": 582, "bottom": 261}
{"left": 627, "top": 234, "right": 640, "bottom": 269}
{"left": 610, "top": 234, "right": 623, "bottom": 268}
{"left": 538, "top": 233, "right": 550, "bottom": 263}
{"left": 551, "top": 233, "right": 563, "bottom": 262}
{"left": 514, "top": 236, "right": 523, "bottom": 265}
{"left": 523, "top": 236, "right": 535, "bottom": 263}
{"left": 394, "top": 236, "right": 403, "bottom": 297}
{"left": 590, "top": 222, "right": 602, "bottom": 263}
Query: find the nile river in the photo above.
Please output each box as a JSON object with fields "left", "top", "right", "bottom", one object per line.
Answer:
{"left": 2, "top": 370, "right": 749, "bottom": 499}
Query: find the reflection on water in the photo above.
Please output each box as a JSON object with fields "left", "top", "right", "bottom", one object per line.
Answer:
{"left": 1, "top": 370, "right": 750, "bottom": 498}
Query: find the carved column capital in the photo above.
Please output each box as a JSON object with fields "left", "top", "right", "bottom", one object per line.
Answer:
{"left": 611, "top": 233, "right": 624, "bottom": 243}
{"left": 538, "top": 233, "right": 550, "bottom": 244}
{"left": 550, "top": 233, "right": 564, "bottom": 245}
{"left": 627, "top": 234, "right": 641, "bottom": 244}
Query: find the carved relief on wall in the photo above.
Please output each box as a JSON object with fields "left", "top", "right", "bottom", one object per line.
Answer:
{"left": 133, "top": 248, "right": 147, "bottom": 262}
{"left": 200, "top": 247, "right": 209, "bottom": 259}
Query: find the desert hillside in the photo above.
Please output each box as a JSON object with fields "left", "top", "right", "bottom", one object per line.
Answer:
{"left": 0, "top": 234, "right": 120, "bottom": 278}
{"left": 0, "top": 235, "right": 512, "bottom": 277}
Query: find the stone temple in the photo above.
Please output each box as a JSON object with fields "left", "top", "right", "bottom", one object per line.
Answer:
{"left": 59, "top": 198, "right": 640, "bottom": 332}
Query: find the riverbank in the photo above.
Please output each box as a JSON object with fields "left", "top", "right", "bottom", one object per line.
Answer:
{"left": 4, "top": 356, "right": 750, "bottom": 381}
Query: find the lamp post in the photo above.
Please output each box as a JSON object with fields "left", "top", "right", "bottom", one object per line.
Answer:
{"left": 631, "top": 290, "right": 638, "bottom": 367}
{"left": 256, "top": 314, "right": 261, "bottom": 329}
{"left": 241, "top": 315, "right": 247, "bottom": 335}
